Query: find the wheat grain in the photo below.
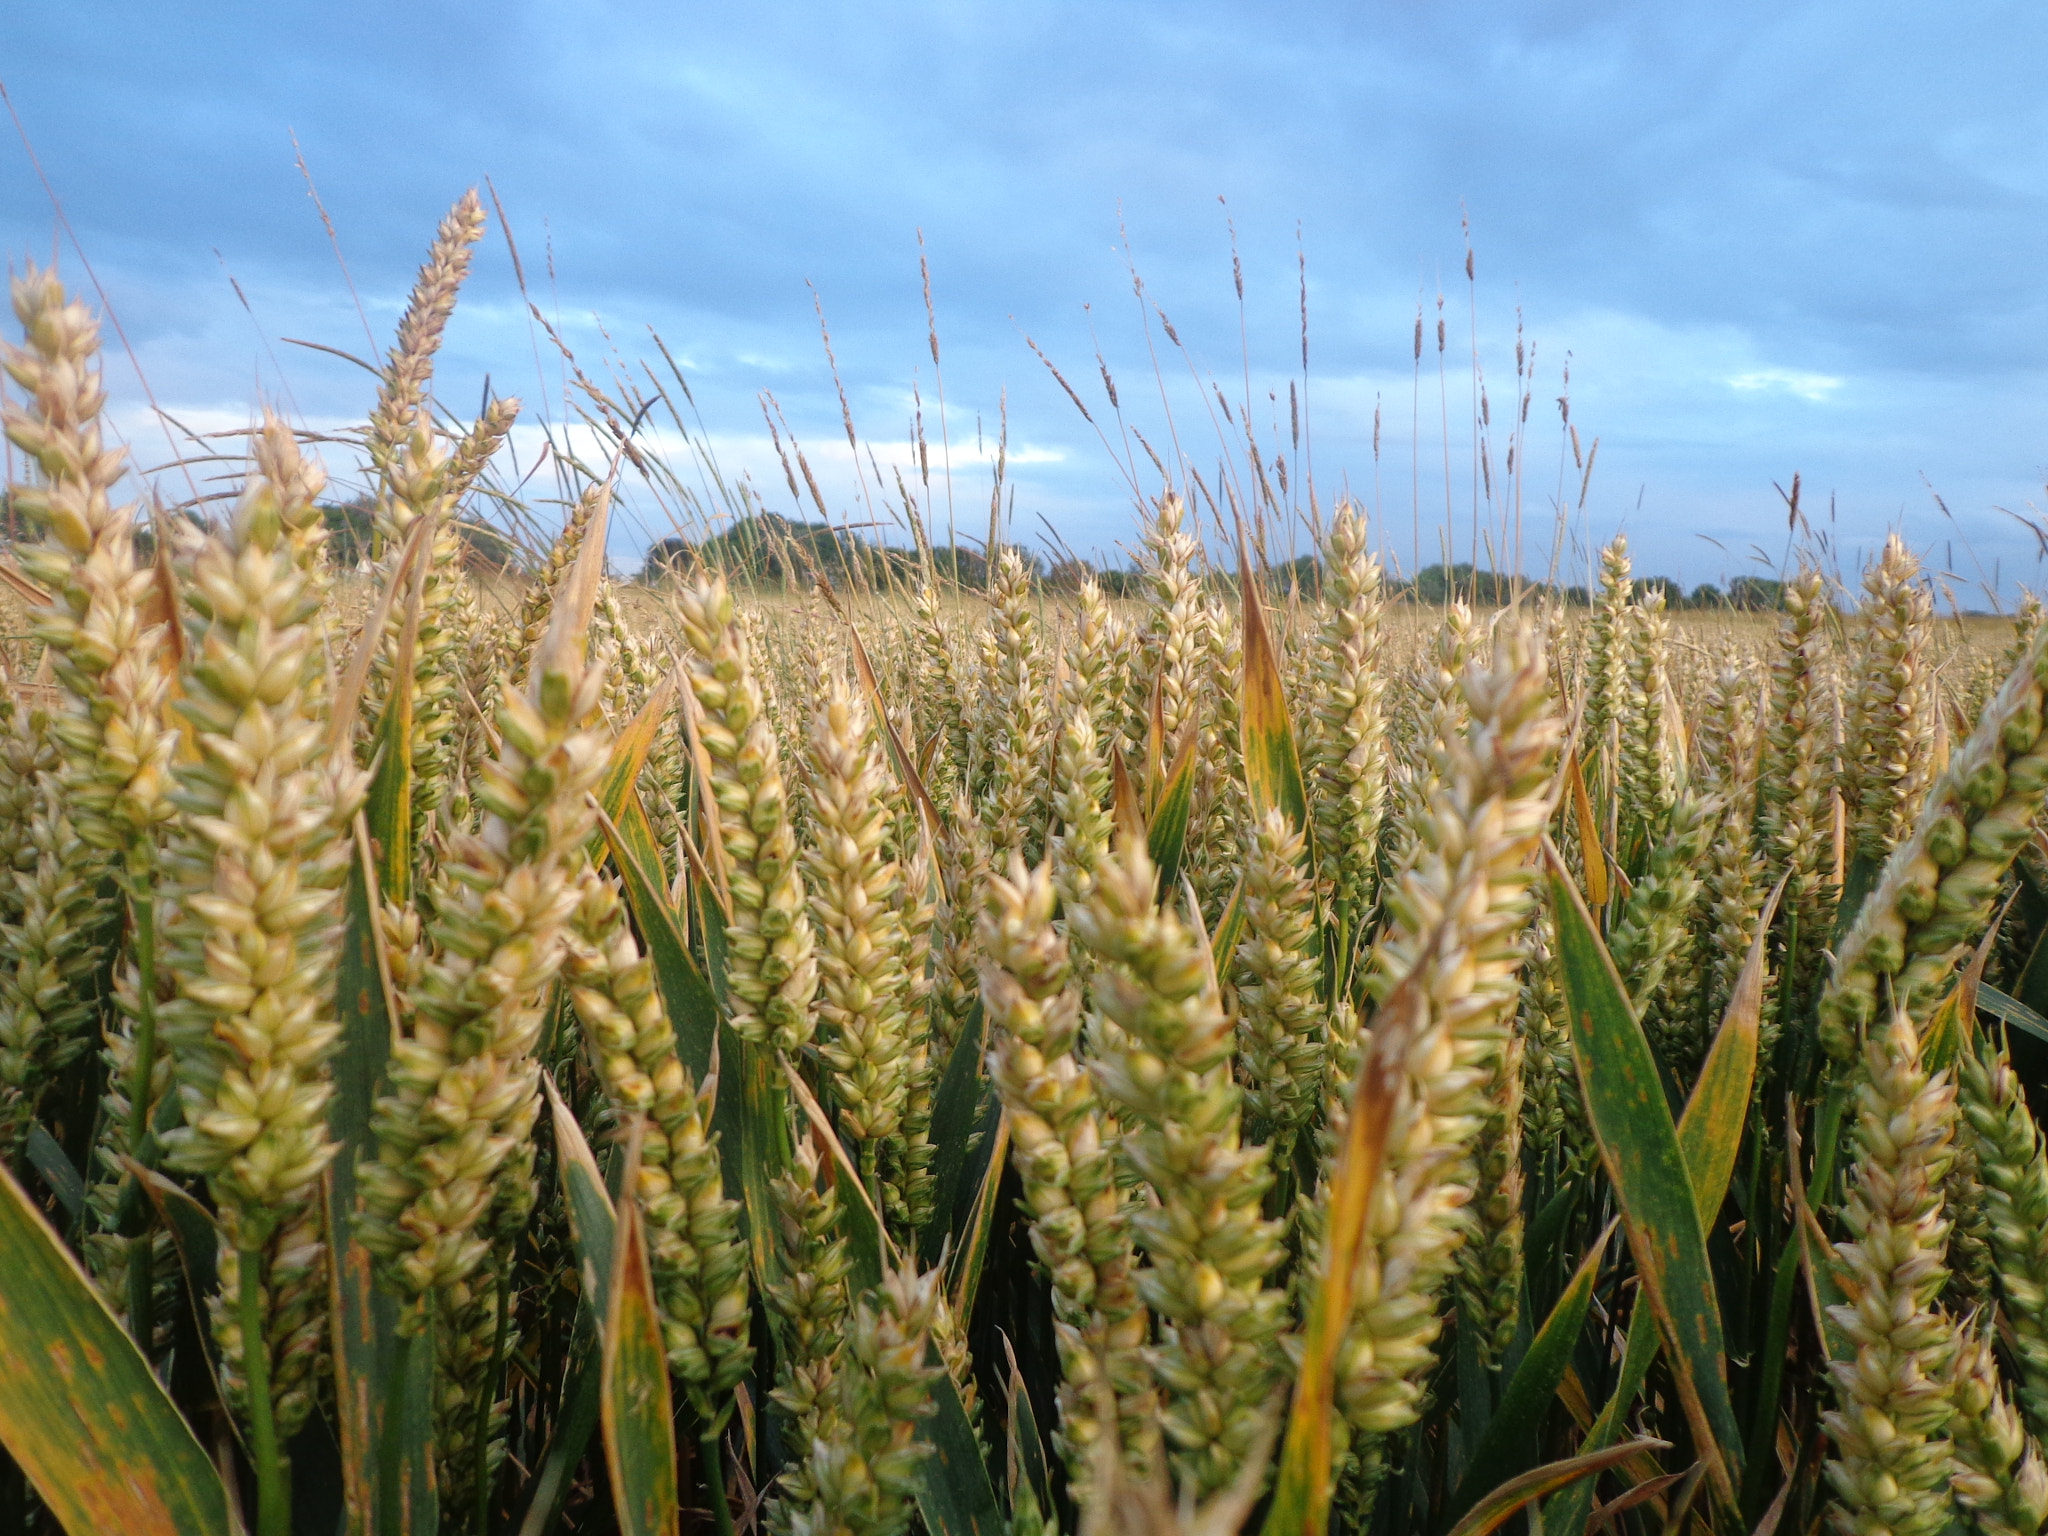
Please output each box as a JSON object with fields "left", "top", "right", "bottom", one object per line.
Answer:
{"left": 158, "top": 416, "right": 363, "bottom": 1449}
{"left": 1959, "top": 1036, "right": 2048, "bottom": 1439}
{"left": 356, "top": 561, "right": 609, "bottom": 1319}
{"left": 564, "top": 866, "right": 752, "bottom": 1423}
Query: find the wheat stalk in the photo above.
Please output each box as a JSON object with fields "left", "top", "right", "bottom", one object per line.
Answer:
{"left": 1823, "top": 1011, "right": 1959, "bottom": 1536}
{"left": 804, "top": 668, "right": 915, "bottom": 1201}
{"left": 1843, "top": 536, "right": 1936, "bottom": 866}
{"left": 1072, "top": 830, "right": 1289, "bottom": 1499}
{"left": 565, "top": 866, "right": 752, "bottom": 1424}
{"left": 1305, "top": 500, "right": 1389, "bottom": 932}
{"left": 1821, "top": 611, "right": 2048, "bottom": 1061}
{"left": 357, "top": 546, "right": 610, "bottom": 1319}
{"left": 1334, "top": 622, "right": 1559, "bottom": 1457}
{"left": 982, "top": 855, "right": 1153, "bottom": 1488}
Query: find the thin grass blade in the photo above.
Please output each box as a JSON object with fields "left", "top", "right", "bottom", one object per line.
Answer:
{"left": 591, "top": 674, "right": 676, "bottom": 851}
{"left": 328, "top": 819, "right": 432, "bottom": 1536}
{"left": 1443, "top": 1442, "right": 1671, "bottom": 1536}
{"left": 1444, "top": 1221, "right": 1618, "bottom": 1526}
{"left": 24, "top": 1123, "right": 83, "bottom": 1220}
{"left": 718, "top": 1024, "right": 792, "bottom": 1287}
{"left": 547, "top": 1073, "right": 617, "bottom": 1291}
{"left": 1210, "top": 873, "right": 1249, "bottom": 973}
{"left": 914, "top": 1363, "right": 1007, "bottom": 1536}
{"left": 1000, "top": 1333, "right": 1052, "bottom": 1521}
{"left": 1680, "top": 872, "right": 1786, "bottom": 1221}
{"left": 947, "top": 1108, "right": 1009, "bottom": 1323}
{"left": 330, "top": 514, "right": 433, "bottom": 752}
{"left": 361, "top": 540, "right": 428, "bottom": 905}
{"left": 1549, "top": 873, "right": 1781, "bottom": 1536}
{"left": 783, "top": 1056, "right": 890, "bottom": 1288}
{"left": 1977, "top": 982, "right": 2048, "bottom": 1047}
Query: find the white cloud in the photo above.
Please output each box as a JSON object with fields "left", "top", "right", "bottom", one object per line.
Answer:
{"left": 1727, "top": 368, "right": 1844, "bottom": 402}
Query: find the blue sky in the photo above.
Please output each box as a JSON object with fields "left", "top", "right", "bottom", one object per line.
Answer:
{"left": 6, "top": 0, "right": 2048, "bottom": 601}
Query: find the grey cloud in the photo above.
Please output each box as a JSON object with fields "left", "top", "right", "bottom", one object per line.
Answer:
{"left": 4, "top": 0, "right": 2047, "bottom": 594}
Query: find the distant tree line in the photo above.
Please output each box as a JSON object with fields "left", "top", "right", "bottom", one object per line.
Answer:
{"left": 0, "top": 494, "right": 1788, "bottom": 610}
{"left": 641, "top": 512, "right": 1002, "bottom": 590}
{"left": 1241, "top": 560, "right": 1783, "bottom": 609}
{"left": 636, "top": 514, "right": 1788, "bottom": 609}
{"left": 1362, "top": 563, "right": 1787, "bottom": 610}
{"left": 318, "top": 497, "right": 519, "bottom": 574}
{"left": 0, "top": 492, "right": 521, "bottom": 576}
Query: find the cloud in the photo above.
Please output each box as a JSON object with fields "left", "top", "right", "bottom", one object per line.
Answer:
{"left": 1728, "top": 370, "right": 1844, "bottom": 403}
{"left": 5, "top": 0, "right": 2048, "bottom": 596}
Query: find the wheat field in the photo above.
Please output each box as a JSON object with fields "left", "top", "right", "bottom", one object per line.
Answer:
{"left": 4, "top": 193, "right": 2048, "bottom": 1536}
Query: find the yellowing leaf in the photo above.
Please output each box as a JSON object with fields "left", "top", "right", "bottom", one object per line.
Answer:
{"left": 602, "top": 1152, "right": 680, "bottom": 1536}
{"left": 1239, "top": 557, "right": 1310, "bottom": 847}
{"left": 0, "top": 1162, "right": 230, "bottom": 1536}
{"left": 1566, "top": 749, "right": 1608, "bottom": 908}
{"left": 1546, "top": 846, "right": 1743, "bottom": 1505}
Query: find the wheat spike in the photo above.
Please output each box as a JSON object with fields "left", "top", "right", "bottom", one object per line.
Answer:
{"left": 982, "top": 855, "right": 1154, "bottom": 1489}
{"left": 1073, "top": 830, "right": 1288, "bottom": 1498}
{"left": 1823, "top": 1011, "right": 1959, "bottom": 1536}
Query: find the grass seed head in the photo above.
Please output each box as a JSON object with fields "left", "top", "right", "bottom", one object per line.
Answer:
{"left": 2, "top": 266, "right": 176, "bottom": 865}
{"left": 1233, "top": 807, "right": 1326, "bottom": 1153}
{"left": 1843, "top": 535, "right": 1936, "bottom": 866}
